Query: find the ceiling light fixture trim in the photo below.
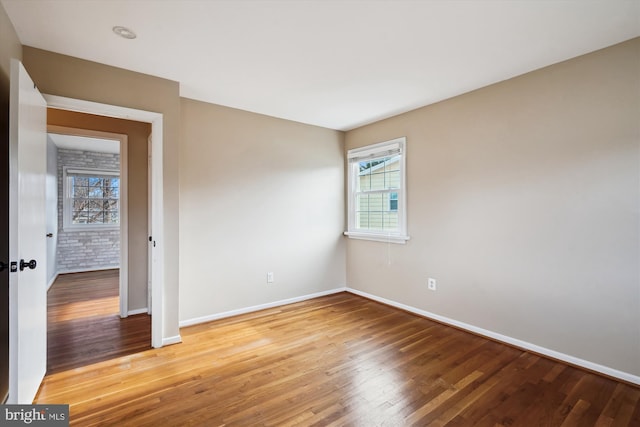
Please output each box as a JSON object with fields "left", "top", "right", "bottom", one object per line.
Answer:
{"left": 112, "top": 26, "right": 137, "bottom": 40}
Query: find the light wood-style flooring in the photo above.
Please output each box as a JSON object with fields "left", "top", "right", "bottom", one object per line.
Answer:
{"left": 36, "top": 275, "right": 639, "bottom": 426}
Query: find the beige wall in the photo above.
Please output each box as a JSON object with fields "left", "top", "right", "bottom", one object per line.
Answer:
{"left": 179, "top": 99, "right": 345, "bottom": 322}
{"left": 22, "top": 47, "right": 181, "bottom": 340}
{"left": 47, "top": 109, "right": 151, "bottom": 311}
{"left": 0, "top": 2, "right": 20, "bottom": 80}
{"left": 345, "top": 38, "right": 640, "bottom": 376}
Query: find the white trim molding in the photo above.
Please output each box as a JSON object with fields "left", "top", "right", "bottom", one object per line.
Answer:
{"left": 346, "top": 136, "right": 409, "bottom": 244}
{"left": 346, "top": 288, "right": 640, "bottom": 386}
{"left": 162, "top": 335, "right": 182, "bottom": 346}
{"left": 46, "top": 273, "right": 59, "bottom": 292}
{"left": 180, "top": 287, "right": 348, "bottom": 328}
{"left": 343, "top": 231, "right": 410, "bottom": 244}
{"left": 56, "top": 265, "right": 120, "bottom": 275}
{"left": 127, "top": 308, "right": 149, "bottom": 316}
{"left": 45, "top": 94, "right": 166, "bottom": 349}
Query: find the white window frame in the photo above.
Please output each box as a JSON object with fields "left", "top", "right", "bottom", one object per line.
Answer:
{"left": 345, "top": 137, "right": 409, "bottom": 244}
{"left": 63, "top": 167, "right": 121, "bottom": 231}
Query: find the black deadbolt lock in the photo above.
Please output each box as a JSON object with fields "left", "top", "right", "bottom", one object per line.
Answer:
{"left": 19, "top": 259, "right": 37, "bottom": 271}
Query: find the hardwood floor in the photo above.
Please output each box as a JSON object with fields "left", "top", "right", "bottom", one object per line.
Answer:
{"left": 36, "top": 291, "right": 639, "bottom": 426}
{"left": 46, "top": 269, "right": 151, "bottom": 374}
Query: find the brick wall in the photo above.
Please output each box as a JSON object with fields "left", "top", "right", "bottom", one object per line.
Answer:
{"left": 57, "top": 149, "right": 120, "bottom": 272}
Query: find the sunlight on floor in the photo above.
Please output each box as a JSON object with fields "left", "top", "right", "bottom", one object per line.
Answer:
{"left": 53, "top": 297, "right": 119, "bottom": 321}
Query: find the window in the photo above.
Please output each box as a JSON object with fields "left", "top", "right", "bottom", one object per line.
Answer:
{"left": 345, "top": 137, "right": 409, "bottom": 244}
{"left": 64, "top": 168, "right": 120, "bottom": 230}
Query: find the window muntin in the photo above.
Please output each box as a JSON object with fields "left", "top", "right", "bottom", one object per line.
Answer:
{"left": 64, "top": 168, "right": 120, "bottom": 230}
{"left": 346, "top": 137, "right": 408, "bottom": 243}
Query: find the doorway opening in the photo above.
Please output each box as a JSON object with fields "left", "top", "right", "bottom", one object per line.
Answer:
{"left": 44, "top": 94, "right": 165, "bottom": 350}
{"left": 46, "top": 127, "right": 128, "bottom": 312}
{"left": 44, "top": 116, "right": 152, "bottom": 372}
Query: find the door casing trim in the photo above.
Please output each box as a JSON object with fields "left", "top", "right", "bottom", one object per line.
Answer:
{"left": 44, "top": 94, "right": 165, "bottom": 349}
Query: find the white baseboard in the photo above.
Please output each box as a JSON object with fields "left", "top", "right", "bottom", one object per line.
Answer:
{"left": 179, "top": 287, "right": 348, "bottom": 328}
{"left": 47, "top": 273, "right": 59, "bottom": 291}
{"left": 162, "top": 335, "right": 182, "bottom": 346}
{"left": 347, "top": 288, "right": 640, "bottom": 386}
{"left": 127, "top": 308, "right": 148, "bottom": 316}
{"left": 57, "top": 265, "right": 120, "bottom": 275}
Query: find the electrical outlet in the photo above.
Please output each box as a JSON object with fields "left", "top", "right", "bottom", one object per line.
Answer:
{"left": 428, "top": 278, "right": 437, "bottom": 291}
{"left": 267, "top": 272, "right": 274, "bottom": 283}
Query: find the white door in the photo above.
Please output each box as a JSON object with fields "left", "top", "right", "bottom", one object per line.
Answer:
{"left": 8, "top": 60, "right": 47, "bottom": 404}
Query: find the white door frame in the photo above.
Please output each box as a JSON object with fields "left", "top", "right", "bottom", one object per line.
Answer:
{"left": 147, "top": 134, "right": 153, "bottom": 314}
{"left": 44, "top": 95, "right": 165, "bottom": 349}
{"left": 47, "top": 125, "right": 129, "bottom": 318}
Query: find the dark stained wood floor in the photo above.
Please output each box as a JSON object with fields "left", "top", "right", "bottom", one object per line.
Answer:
{"left": 46, "top": 269, "right": 151, "bottom": 374}
{"left": 36, "top": 288, "right": 639, "bottom": 426}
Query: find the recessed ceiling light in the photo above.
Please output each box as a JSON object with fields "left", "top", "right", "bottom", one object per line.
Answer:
{"left": 112, "top": 26, "right": 137, "bottom": 40}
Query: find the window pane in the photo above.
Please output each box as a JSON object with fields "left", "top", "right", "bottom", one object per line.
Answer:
{"left": 356, "top": 211, "right": 369, "bottom": 229}
{"left": 73, "top": 214, "right": 88, "bottom": 224}
{"left": 68, "top": 173, "right": 120, "bottom": 227}
{"left": 368, "top": 193, "right": 383, "bottom": 211}
{"left": 107, "top": 186, "right": 119, "bottom": 198}
{"left": 88, "top": 177, "right": 103, "bottom": 186}
{"left": 103, "top": 177, "right": 117, "bottom": 187}
{"left": 384, "top": 158, "right": 400, "bottom": 172}
{"left": 357, "top": 193, "right": 369, "bottom": 209}
{"left": 355, "top": 191, "right": 402, "bottom": 232}
{"left": 383, "top": 212, "right": 399, "bottom": 231}
{"left": 370, "top": 172, "right": 386, "bottom": 191}
{"left": 358, "top": 164, "right": 371, "bottom": 191}
{"left": 87, "top": 200, "right": 102, "bottom": 210}
{"left": 89, "top": 187, "right": 104, "bottom": 198}
{"left": 359, "top": 160, "right": 374, "bottom": 172}
{"left": 386, "top": 170, "right": 400, "bottom": 189}
{"left": 368, "top": 211, "right": 383, "bottom": 230}
{"left": 72, "top": 198, "right": 88, "bottom": 210}
{"left": 88, "top": 210, "right": 105, "bottom": 223}
{"left": 104, "top": 200, "right": 120, "bottom": 213}
{"left": 73, "top": 176, "right": 88, "bottom": 187}
{"left": 358, "top": 158, "right": 401, "bottom": 192}
{"left": 73, "top": 186, "right": 88, "bottom": 198}
{"left": 105, "top": 212, "right": 119, "bottom": 224}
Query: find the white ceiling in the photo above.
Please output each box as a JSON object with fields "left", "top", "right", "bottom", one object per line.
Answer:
{"left": 48, "top": 133, "right": 120, "bottom": 154}
{"left": 3, "top": 0, "right": 639, "bottom": 131}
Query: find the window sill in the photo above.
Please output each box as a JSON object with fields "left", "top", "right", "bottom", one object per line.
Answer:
{"left": 343, "top": 231, "right": 410, "bottom": 244}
